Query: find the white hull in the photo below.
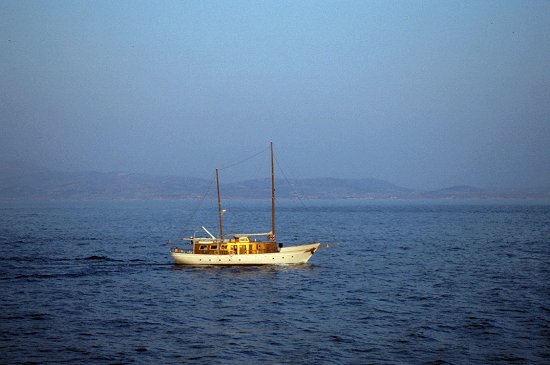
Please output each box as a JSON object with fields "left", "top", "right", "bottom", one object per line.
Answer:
{"left": 171, "top": 243, "right": 320, "bottom": 265}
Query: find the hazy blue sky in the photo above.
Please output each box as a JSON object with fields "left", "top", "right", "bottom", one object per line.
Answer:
{"left": 2, "top": 0, "right": 549, "bottom": 190}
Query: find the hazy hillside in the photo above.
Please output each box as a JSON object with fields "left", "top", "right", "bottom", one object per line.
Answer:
{"left": 1, "top": 161, "right": 548, "bottom": 201}
{"left": 420, "top": 185, "right": 488, "bottom": 199}
{"left": 218, "top": 177, "right": 412, "bottom": 199}
{"left": 0, "top": 161, "right": 413, "bottom": 200}
{"left": 0, "top": 161, "right": 211, "bottom": 200}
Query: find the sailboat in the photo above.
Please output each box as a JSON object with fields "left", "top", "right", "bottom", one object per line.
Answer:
{"left": 170, "top": 142, "right": 324, "bottom": 265}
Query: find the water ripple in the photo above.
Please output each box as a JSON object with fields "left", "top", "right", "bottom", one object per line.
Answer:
{"left": 1, "top": 200, "right": 549, "bottom": 364}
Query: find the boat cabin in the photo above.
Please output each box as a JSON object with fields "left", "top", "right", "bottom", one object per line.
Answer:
{"left": 192, "top": 236, "right": 278, "bottom": 255}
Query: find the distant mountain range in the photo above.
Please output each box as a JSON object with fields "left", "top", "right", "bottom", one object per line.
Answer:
{"left": 0, "top": 161, "right": 548, "bottom": 201}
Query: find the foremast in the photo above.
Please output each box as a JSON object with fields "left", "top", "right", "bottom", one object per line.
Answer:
{"left": 216, "top": 168, "right": 223, "bottom": 242}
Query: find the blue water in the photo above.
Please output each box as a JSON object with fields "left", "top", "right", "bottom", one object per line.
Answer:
{"left": 1, "top": 200, "right": 549, "bottom": 364}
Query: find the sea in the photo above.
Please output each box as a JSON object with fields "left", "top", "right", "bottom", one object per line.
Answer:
{"left": 0, "top": 199, "right": 549, "bottom": 364}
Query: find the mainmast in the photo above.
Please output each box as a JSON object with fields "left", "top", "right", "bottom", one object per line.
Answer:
{"left": 216, "top": 168, "right": 223, "bottom": 241}
{"left": 270, "top": 142, "right": 276, "bottom": 242}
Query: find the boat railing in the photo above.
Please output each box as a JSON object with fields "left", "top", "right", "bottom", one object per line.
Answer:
{"left": 171, "top": 248, "right": 193, "bottom": 254}
{"left": 171, "top": 247, "right": 278, "bottom": 255}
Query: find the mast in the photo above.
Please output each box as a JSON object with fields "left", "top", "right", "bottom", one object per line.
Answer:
{"left": 216, "top": 168, "right": 223, "bottom": 241}
{"left": 270, "top": 142, "right": 276, "bottom": 241}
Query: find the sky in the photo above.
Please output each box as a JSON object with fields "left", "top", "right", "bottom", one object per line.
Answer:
{"left": 1, "top": 0, "right": 549, "bottom": 190}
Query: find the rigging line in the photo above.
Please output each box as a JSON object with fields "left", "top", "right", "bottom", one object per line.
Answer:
{"left": 274, "top": 155, "right": 309, "bottom": 210}
{"left": 218, "top": 145, "right": 269, "bottom": 171}
{"left": 179, "top": 172, "right": 216, "bottom": 238}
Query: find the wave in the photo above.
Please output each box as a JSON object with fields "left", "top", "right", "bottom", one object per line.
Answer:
{"left": 75, "top": 255, "right": 119, "bottom": 261}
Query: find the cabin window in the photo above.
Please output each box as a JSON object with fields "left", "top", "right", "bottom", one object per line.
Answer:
{"left": 210, "top": 245, "right": 218, "bottom": 250}
{"left": 199, "top": 245, "right": 207, "bottom": 250}
{"left": 221, "top": 245, "right": 227, "bottom": 250}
